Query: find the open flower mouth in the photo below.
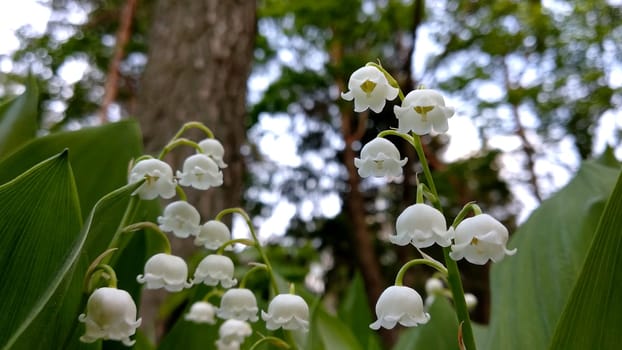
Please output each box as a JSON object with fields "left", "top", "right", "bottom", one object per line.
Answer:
{"left": 414, "top": 105, "right": 434, "bottom": 121}
{"left": 360, "top": 79, "right": 377, "bottom": 96}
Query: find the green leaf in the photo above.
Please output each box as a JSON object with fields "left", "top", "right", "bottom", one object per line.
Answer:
{"left": 337, "top": 273, "right": 382, "bottom": 350}
{"left": 0, "top": 151, "right": 82, "bottom": 349}
{"left": 0, "top": 75, "right": 38, "bottom": 159}
{"left": 485, "top": 160, "right": 621, "bottom": 350}
{"left": 392, "top": 297, "right": 460, "bottom": 350}
{"left": 548, "top": 168, "right": 622, "bottom": 349}
{"left": 0, "top": 120, "right": 144, "bottom": 217}
{"left": 312, "top": 303, "right": 364, "bottom": 350}
{"left": 6, "top": 178, "right": 145, "bottom": 350}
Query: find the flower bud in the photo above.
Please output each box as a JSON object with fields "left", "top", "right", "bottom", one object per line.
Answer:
{"left": 78, "top": 287, "right": 141, "bottom": 346}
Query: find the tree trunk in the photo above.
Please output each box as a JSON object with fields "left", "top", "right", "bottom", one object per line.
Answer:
{"left": 135, "top": 0, "right": 255, "bottom": 340}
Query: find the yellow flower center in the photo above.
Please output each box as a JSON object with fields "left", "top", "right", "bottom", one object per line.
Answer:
{"left": 360, "top": 80, "right": 377, "bottom": 96}
{"left": 470, "top": 237, "right": 479, "bottom": 245}
{"left": 414, "top": 105, "right": 434, "bottom": 121}
{"left": 373, "top": 159, "right": 384, "bottom": 170}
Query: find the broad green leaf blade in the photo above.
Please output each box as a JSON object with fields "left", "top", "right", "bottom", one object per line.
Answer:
{"left": 486, "top": 160, "right": 620, "bottom": 350}
{"left": 312, "top": 304, "right": 364, "bottom": 350}
{"left": 392, "top": 297, "right": 459, "bottom": 350}
{"left": 10, "top": 181, "right": 144, "bottom": 350}
{"left": 549, "top": 168, "right": 622, "bottom": 349}
{"left": 0, "top": 75, "right": 38, "bottom": 158}
{"left": 337, "top": 273, "right": 382, "bottom": 350}
{"left": 0, "top": 150, "right": 82, "bottom": 349}
{"left": 0, "top": 120, "right": 144, "bottom": 217}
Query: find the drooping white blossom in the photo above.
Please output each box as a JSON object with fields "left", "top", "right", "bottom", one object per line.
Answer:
{"left": 177, "top": 154, "right": 223, "bottom": 190}
{"left": 78, "top": 287, "right": 142, "bottom": 346}
{"left": 261, "top": 294, "right": 310, "bottom": 332}
{"left": 354, "top": 137, "right": 407, "bottom": 179}
{"left": 389, "top": 204, "right": 453, "bottom": 248}
{"left": 370, "top": 285, "right": 430, "bottom": 330}
{"left": 341, "top": 66, "right": 399, "bottom": 113}
{"left": 128, "top": 158, "right": 176, "bottom": 200}
{"left": 449, "top": 214, "right": 517, "bottom": 265}
{"left": 465, "top": 293, "right": 478, "bottom": 311}
{"left": 394, "top": 89, "right": 454, "bottom": 135}
{"left": 185, "top": 301, "right": 217, "bottom": 324}
{"left": 215, "top": 319, "right": 252, "bottom": 350}
{"left": 194, "top": 220, "right": 232, "bottom": 250}
{"left": 192, "top": 254, "right": 237, "bottom": 288}
{"left": 198, "top": 138, "right": 228, "bottom": 168}
{"left": 217, "top": 288, "right": 259, "bottom": 322}
{"left": 136, "top": 253, "right": 192, "bottom": 292}
{"left": 158, "top": 201, "right": 201, "bottom": 238}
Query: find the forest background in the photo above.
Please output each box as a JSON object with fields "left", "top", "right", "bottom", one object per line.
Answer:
{"left": 0, "top": 0, "right": 621, "bottom": 349}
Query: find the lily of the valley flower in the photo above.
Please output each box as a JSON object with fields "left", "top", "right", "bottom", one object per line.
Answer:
{"left": 192, "top": 254, "right": 237, "bottom": 288}
{"left": 215, "top": 319, "right": 252, "bottom": 350}
{"left": 449, "top": 214, "right": 517, "bottom": 265}
{"left": 158, "top": 201, "right": 201, "bottom": 238}
{"left": 217, "top": 288, "right": 259, "bottom": 322}
{"left": 394, "top": 89, "right": 454, "bottom": 135}
{"left": 261, "top": 293, "right": 310, "bottom": 332}
{"left": 341, "top": 66, "right": 399, "bottom": 113}
{"left": 198, "top": 138, "right": 228, "bottom": 168}
{"left": 177, "top": 154, "right": 223, "bottom": 190}
{"left": 389, "top": 204, "right": 453, "bottom": 248}
{"left": 78, "top": 287, "right": 142, "bottom": 346}
{"left": 136, "top": 253, "right": 192, "bottom": 291}
{"left": 128, "top": 158, "right": 176, "bottom": 200}
{"left": 370, "top": 285, "right": 430, "bottom": 330}
{"left": 195, "top": 220, "right": 232, "bottom": 250}
{"left": 185, "top": 301, "right": 217, "bottom": 324}
{"left": 354, "top": 137, "right": 407, "bottom": 178}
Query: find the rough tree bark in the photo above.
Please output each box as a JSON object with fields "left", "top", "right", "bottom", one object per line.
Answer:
{"left": 134, "top": 0, "right": 256, "bottom": 339}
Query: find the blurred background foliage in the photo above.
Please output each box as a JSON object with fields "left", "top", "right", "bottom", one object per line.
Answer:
{"left": 1, "top": 0, "right": 621, "bottom": 348}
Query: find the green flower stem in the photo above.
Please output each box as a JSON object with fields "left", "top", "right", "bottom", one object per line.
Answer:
{"left": 85, "top": 264, "right": 118, "bottom": 291}
{"left": 394, "top": 259, "right": 448, "bottom": 286}
{"left": 410, "top": 133, "right": 477, "bottom": 350}
{"left": 175, "top": 185, "right": 188, "bottom": 201}
{"left": 249, "top": 336, "right": 290, "bottom": 350}
{"left": 452, "top": 201, "right": 479, "bottom": 228}
{"left": 158, "top": 138, "right": 202, "bottom": 159}
{"left": 216, "top": 238, "right": 256, "bottom": 254}
{"left": 122, "top": 221, "right": 172, "bottom": 254}
{"left": 215, "top": 208, "right": 280, "bottom": 296}
{"left": 240, "top": 263, "right": 269, "bottom": 288}
{"left": 201, "top": 289, "right": 224, "bottom": 302}
{"left": 172, "top": 121, "right": 215, "bottom": 141}
{"left": 104, "top": 195, "right": 141, "bottom": 266}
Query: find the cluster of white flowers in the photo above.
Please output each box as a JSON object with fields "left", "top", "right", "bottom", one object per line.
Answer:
{"left": 342, "top": 64, "right": 516, "bottom": 331}
{"left": 79, "top": 128, "right": 309, "bottom": 349}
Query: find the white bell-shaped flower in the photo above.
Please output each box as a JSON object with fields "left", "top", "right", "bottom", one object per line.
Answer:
{"left": 158, "top": 201, "right": 201, "bottom": 238}
{"left": 424, "top": 277, "right": 444, "bottom": 295}
{"left": 217, "top": 288, "right": 259, "bottom": 322}
{"left": 136, "top": 253, "right": 192, "bottom": 291}
{"left": 198, "top": 138, "right": 228, "bottom": 168}
{"left": 465, "top": 293, "right": 478, "bottom": 311}
{"left": 449, "top": 214, "right": 517, "bottom": 265}
{"left": 389, "top": 204, "right": 453, "bottom": 248}
{"left": 128, "top": 158, "right": 176, "bottom": 200}
{"left": 261, "top": 293, "right": 310, "bottom": 332}
{"left": 394, "top": 89, "right": 454, "bottom": 135}
{"left": 215, "top": 319, "right": 252, "bottom": 350}
{"left": 192, "top": 254, "right": 237, "bottom": 288}
{"left": 78, "top": 287, "right": 142, "bottom": 346}
{"left": 195, "top": 220, "right": 232, "bottom": 250}
{"left": 354, "top": 138, "right": 407, "bottom": 178}
{"left": 341, "top": 66, "right": 399, "bottom": 113}
{"left": 177, "top": 154, "right": 223, "bottom": 190}
{"left": 370, "top": 285, "right": 430, "bottom": 330}
{"left": 185, "top": 301, "right": 217, "bottom": 324}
